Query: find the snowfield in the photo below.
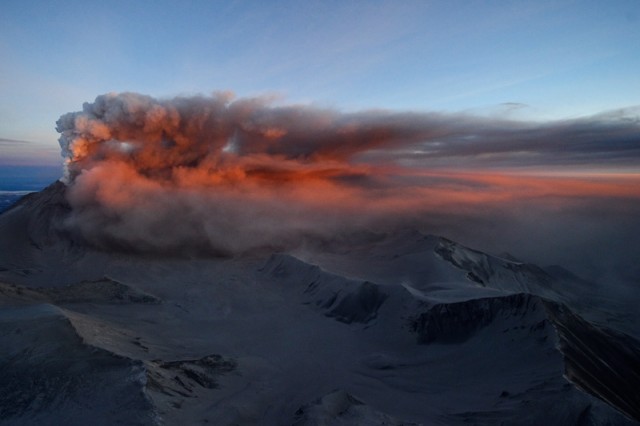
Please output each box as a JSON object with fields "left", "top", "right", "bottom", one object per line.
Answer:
{"left": 0, "top": 183, "right": 638, "bottom": 425}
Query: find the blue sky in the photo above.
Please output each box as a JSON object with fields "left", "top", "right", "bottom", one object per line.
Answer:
{"left": 1, "top": 0, "right": 639, "bottom": 167}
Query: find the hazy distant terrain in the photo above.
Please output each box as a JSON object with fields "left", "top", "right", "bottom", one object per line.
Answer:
{"left": 0, "top": 165, "right": 59, "bottom": 213}
{"left": 0, "top": 192, "right": 30, "bottom": 214}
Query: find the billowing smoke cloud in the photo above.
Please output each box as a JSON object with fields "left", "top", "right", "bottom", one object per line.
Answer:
{"left": 57, "top": 93, "right": 640, "bottom": 178}
{"left": 56, "top": 92, "right": 640, "bottom": 271}
{"left": 55, "top": 92, "right": 425, "bottom": 254}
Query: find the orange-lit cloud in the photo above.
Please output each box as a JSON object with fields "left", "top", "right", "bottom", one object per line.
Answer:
{"left": 55, "top": 93, "right": 640, "bottom": 256}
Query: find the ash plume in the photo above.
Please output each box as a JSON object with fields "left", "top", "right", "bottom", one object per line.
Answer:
{"left": 55, "top": 92, "right": 640, "bottom": 262}
{"left": 55, "top": 92, "right": 429, "bottom": 254}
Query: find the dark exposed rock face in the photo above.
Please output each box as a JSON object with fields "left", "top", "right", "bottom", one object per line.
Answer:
{"left": 410, "top": 293, "right": 550, "bottom": 344}
{"left": 3, "top": 181, "right": 72, "bottom": 248}
{"left": 146, "top": 354, "right": 237, "bottom": 396}
{"left": 545, "top": 302, "right": 640, "bottom": 423}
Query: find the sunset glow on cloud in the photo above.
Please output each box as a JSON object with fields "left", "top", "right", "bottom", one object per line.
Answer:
{"left": 54, "top": 93, "right": 640, "bottom": 255}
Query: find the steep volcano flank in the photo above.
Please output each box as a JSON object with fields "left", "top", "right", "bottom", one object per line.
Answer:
{"left": 410, "top": 293, "right": 640, "bottom": 422}
{"left": 0, "top": 181, "right": 73, "bottom": 249}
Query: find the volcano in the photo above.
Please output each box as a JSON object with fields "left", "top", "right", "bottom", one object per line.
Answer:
{"left": 0, "top": 182, "right": 638, "bottom": 425}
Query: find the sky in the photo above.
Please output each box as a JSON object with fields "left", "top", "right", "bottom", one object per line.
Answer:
{"left": 1, "top": 0, "right": 639, "bottom": 168}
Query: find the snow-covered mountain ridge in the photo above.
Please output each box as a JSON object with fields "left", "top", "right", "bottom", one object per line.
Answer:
{"left": 0, "top": 183, "right": 638, "bottom": 425}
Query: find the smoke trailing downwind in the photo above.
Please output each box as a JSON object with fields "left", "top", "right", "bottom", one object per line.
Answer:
{"left": 56, "top": 92, "right": 640, "bottom": 261}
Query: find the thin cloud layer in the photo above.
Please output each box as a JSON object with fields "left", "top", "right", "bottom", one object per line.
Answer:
{"left": 55, "top": 92, "right": 640, "bottom": 257}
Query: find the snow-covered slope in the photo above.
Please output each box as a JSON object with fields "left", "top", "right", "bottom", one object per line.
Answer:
{"left": 0, "top": 304, "right": 157, "bottom": 425}
{"left": 292, "top": 390, "right": 419, "bottom": 426}
{"left": 0, "top": 185, "right": 638, "bottom": 425}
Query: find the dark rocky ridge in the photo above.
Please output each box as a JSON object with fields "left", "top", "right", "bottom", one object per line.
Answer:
{"left": 411, "top": 292, "right": 640, "bottom": 423}
{"left": 261, "top": 253, "right": 390, "bottom": 325}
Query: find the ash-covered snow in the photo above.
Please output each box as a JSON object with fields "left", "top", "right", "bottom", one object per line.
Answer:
{"left": 0, "top": 185, "right": 639, "bottom": 425}
{"left": 0, "top": 304, "right": 157, "bottom": 426}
